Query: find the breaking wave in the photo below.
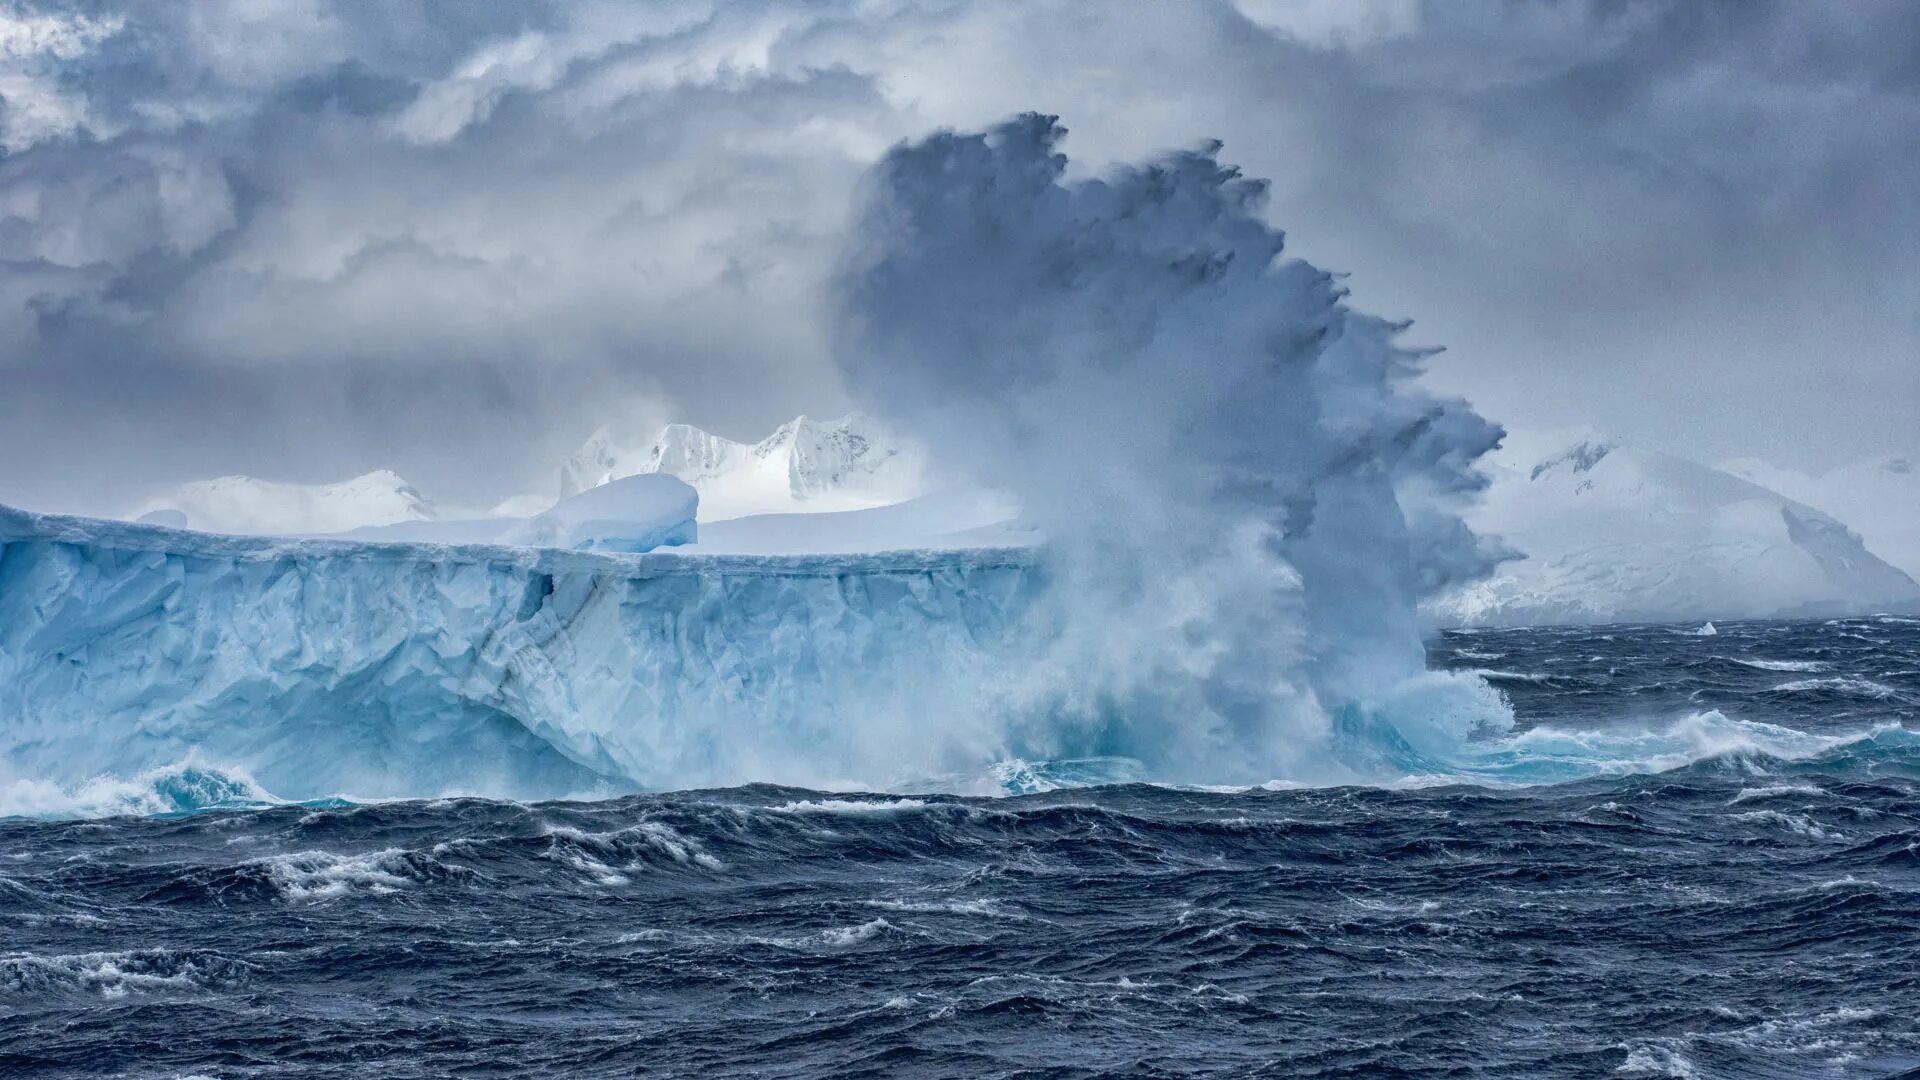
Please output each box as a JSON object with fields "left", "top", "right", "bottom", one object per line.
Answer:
{"left": 0, "top": 762, "right": 280, "bottom": 820}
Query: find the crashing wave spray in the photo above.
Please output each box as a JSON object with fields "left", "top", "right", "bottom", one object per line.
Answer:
{"left": 834, "top": 115, "right": 1514, "bottom": 784}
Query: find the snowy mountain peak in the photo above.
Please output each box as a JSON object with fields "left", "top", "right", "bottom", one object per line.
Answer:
{"left": 131, "top": 470, "right": 437, "bottom": 536}
{"left": 557, "top": 412, "right": 925, "bottom": 520}
{"left": 645, "top": 424, "right": 750, "bottom": 481}
{"left": 758, "top": 413, "right": 904, "bottom": 498}
{"left": 1528, "top": 437, "right": 1617, "bottom": 482}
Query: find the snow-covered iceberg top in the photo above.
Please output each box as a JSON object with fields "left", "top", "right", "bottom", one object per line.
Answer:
{"left": 0, "top": 502, "right": 1028, "bottom": 576}
{"left": 500, "top": 474, "right": 697, "bottom": 553}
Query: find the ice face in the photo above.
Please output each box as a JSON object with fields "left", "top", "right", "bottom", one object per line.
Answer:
{"left": 0, "top": 505, "right": 1039, "bottom": 802}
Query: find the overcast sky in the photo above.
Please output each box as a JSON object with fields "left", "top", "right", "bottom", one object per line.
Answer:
{"left": 0, "top": 0, "right": 1914, "bottom": 515}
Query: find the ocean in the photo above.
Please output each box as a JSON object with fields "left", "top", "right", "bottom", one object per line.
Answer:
{"left": 4, "top": 616, "right": 1918, "bottom": 1078}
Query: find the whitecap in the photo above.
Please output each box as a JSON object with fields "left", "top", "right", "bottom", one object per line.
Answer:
{"left": 1727, "top": 810, "right": 1843, "bottom": 841}
{"left": 1728, "top": 784, "right": 1826, "bottom": 804}
{"left": 1616, "top": 1044, "right": 1698, "bottom": 1078}
{"left": 0, "top": 948, "right": 250, "bottom": 998}
{"left": 1770, "top": 677, "right": 1896, "bottom": 699}
{"left": 0, "top": 761, "right": 279, "bottom": 820}
{"left": 1724, "top": 657, "right": 1829, "bottom": 673}
{"left": 773, "top": 798, "right": 931, "bottom": 815}
{"left": 248, "top": 848, "right": 466, "bottom": 901}
{"left": 1470, "top": 668, "right": 1553, "bottom": 683}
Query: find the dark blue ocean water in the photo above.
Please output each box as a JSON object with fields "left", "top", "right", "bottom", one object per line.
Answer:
{"left": 4, "top": 617, "right": 1919, "bottom": 1079}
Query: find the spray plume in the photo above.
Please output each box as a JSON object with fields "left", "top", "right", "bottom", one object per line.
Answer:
{"left": 834, "top": 115, "right": 1512, "bottom": 784}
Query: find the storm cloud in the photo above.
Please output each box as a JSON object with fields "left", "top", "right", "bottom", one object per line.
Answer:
{"left": 0, "top": 0, "right": 1913, "bottom": 515}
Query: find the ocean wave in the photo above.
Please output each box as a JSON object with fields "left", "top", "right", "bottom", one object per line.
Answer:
{"left": 1721, "top": 657, "right": 1829, "bottom": 672}
{"left": 0, "top": 762, "right": 279, "bottom": 820}
{"left": 142, "top": 847, "right": 478, "bottom": 905}
{"left": 1728, "top": 783, "right": 1828, "bottom": 804}
{"left": 1, "top": 948, "right": 251, "bottom": 998}
{"left": 538, "top": 820, "right": 723, "bottom": 878}
{"left": 1469, "top": 668, "right": 1557, "bottom": 684}
{"left": 1726, "top": 809, "right": 1845, "bottom": 841}
{"left": 1769, "top": 676, "right": 1897, "bottom": 699}
{"left": 773, "top": 798, "right": 933, "bottom": 815}
{"left": 1449, "top": 713, "right": 1899, "bottom": 786}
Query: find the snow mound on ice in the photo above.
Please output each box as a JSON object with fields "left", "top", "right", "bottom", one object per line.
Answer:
{"left": 687, "top": 488, "right": 1030, "bottom": 555}
{"left": 500, "top": 474, "right": 697, "bottom": 553}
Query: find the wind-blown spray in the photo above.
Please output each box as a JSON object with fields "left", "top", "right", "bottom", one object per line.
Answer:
{"left": 835, "top": 115, "right": 1513, "bottom": 784}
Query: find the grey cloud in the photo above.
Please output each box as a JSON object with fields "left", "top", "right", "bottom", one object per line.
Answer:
{"left": 0, "top": 0, "right": 1912, "bottom": 516}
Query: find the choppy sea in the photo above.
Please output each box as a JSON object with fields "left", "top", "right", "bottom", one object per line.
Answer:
{"left": 5, "top": 616, "right": 1919, "bottom": 1078}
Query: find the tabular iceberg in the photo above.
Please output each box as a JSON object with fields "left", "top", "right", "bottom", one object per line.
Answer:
{"left": 0, "top": 505, "right": 1038, "bottom": 804}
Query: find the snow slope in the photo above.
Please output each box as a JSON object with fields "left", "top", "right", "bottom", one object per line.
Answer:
{"left": 322, "top": 483, "right": 1019, "bottom": 555}
{"left": 1722, "top": 454, "right": 1920, "bottom": 581}
{"left": 687, "top": 488, "right": 1030, "bottom": 555}
{"left": 0, "top": 503, "right": 1037, "bottom": 802}
{"left": 131, "top": 471, "right": 437, "bottom": 536}
{"left": 1427, "top": 433, "right": 1920, "bottom": 626}
{"left": 556, "top": 413, "right": 926, "bottom": 520}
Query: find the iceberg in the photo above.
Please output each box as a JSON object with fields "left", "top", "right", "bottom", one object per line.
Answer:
{"left": 0, "top": 503, "right": 1039, "bottom": 803}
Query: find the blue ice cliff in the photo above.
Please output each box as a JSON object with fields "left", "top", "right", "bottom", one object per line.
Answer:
{"left": 0, "top": 504, "right": 1039, "bottom": 802}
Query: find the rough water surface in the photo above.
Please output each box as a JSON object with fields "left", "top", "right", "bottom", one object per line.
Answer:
{"left": 4, "top": 617, "right": 1919, "bottom": 1079}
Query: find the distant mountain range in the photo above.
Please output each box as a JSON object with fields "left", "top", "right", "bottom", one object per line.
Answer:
{"left": 1425, "top": 432, "right": 1919, "bottom": 625}
{"left": 124, "top": 421, "right": 1918, "bottom": 625}
{"left": 130, "top": 470, "right": 436, "bottom": 536}
{"left": 556, "top": 413, "right": 926, "bottom": 520}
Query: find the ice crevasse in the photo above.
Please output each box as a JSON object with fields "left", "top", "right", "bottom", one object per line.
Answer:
{"left": 0, "top": 504, "right": 1040, "bottom": 803}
